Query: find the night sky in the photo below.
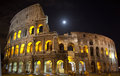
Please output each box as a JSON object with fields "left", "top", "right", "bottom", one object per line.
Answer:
{"left": 0, "top": 0, "right": 120, "bottom": 66}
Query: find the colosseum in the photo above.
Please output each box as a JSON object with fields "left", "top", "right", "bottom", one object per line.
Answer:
{"left": 3, "top": 3, "right": 118, "bottom": 75}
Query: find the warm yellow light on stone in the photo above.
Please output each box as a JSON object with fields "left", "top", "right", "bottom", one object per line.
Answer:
{"left": 11, "top": 46, "right": 14, "bottom": 56}
{"left": 37, "top": 24, "right": 43, "bottom": 34}
{"left": 46, "top": 60, "right": 52, "bottom": 64}
{"left": 13, "top": 32, "right": 17, "bottom": 40}
{"left": 18, "top": 30, "right": 21, "bottom": 38}
{"left": 37, "top": 61, "right": 41, "bottom": 65}
{"left": 115, "top": 52, "right": 117, "bottom": 59}
{"left": 68, "top": 56, "right": 73, "bottom": 62}
{"left": 45, "top": 40, "right": 52, "bottom": 51}
{"left": 97, "top": 62, "right": 101, "bottom": 70}
{"left": 84, "top": 45, "right": 88, "bottom": 53}
{"left": 105, "top": 48, "right": 108, "bottom": 56}
{"left": 57, "top": 60, "right": 63, "bottom": 64}
{"left": 8, "top": 37, "right": 10, "bottom": 43}
{"left": 29, "top": 26, "right": 34, "bottom": 35}
{"left": 15, "top": 45, "right": 19, "bottom": 55}
{"left": 35, "top": 41, "right": 42, "bottom": 52}
{"left": 80, "top": 61, "right": 84, "bottom": 66}
{"left": 27, "top": 42, "right": 32, "bottom": 53}
{"left": 20, "top": 44, "right": 25, "bottom": 54}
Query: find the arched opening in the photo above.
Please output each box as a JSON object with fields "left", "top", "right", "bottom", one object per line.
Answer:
{"left": 80, "top": 46, "right": 83, "bottom": 53}
{"left": 13, "top": 62, "right": 17, "bottom": 73}
{"left": 27, "top": 42, "right": 33, "bottom": 53}
{"left": 18, "top": 30, "right": 21, "bottom": 38}
{"left": 96, "top": 47, "right": 99, "bottom": 57}
{"left": 79, "top": 61, "right": 86, "bottom": 74}
{"left": 13, "top": 32, "right": 17, "bottom": 40}
{"left": 34, "top": 61, "right": 41, "bottom": 74}
{"left": 44, "top": 60, "right": 52, "bottom": 73}
{"left": 35, "top": 41, "right": 42, "bottom": 52}
{"left": 18, "top": 62, "right": 23, "bottom": 73}
{"left": 83, "top": 45, "right": 88, "bottom": 53}
{"left": 91, "top": 61, "right": 96, "bottom": 73}
{"left": 68, "top": 56, "right": 76, "bottom": 72}
{"left": 20, "top": 44, "right": 25, "bottom": 54}
{"left": 90, "top": 47, "right": 94, "bottom": 56}
{"left": 97, "top": 62, "right": 101, "bottom": 72}
{"left": 8, "top": 63, "right": 12, "bottom": 72}
{"left": 89, "top": 40, "right": 93, "bottom": 45}
{"left": 68, "top": 43, "right": 74, "bottom": 51}
{"left": 29, "top": 26, "right": 34, "bottom": 35}
{"left": 37, "top": 24, "right": 43, "bottom": 34}
{"left": 15, "top": 45, "right": 19, "bottom": 55}
{"left": 26, "top": 61, "right": 31, "bottom": 73}
{"left": 45, "top": 40, "right": 52, "bottom": 51}
{"left": 105, "top": 48, "right": 108, "bottom": 56}
{"left": 57, "top": 60, "right": 64, "bottom": 74}
{"left": 59, "top": 43, "right": 64, "bottom": 50}
{"left": 11, "top": 46, "right": 14, "bottom": 56}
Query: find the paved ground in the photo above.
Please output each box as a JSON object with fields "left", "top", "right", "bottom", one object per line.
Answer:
{"left": 2, "top": 73, "right": 120, "bottom": 76}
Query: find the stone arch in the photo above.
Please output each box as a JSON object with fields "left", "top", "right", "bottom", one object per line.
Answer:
{"left": 79, "top": 61, "right": 86, "bottom": 73}
{"left": 29, "top": 26, "right": 34, "bottom": 35}
{"left": 45, "top": 40, "right": 52, "bottom": 51}
{"left": 67, "top": 43, "right": 74, "bottom": 51}
{"left": 26, "top": 61, "right": 31, "bottom": 73}
{"left": 89, "top": 40, "right": 93, "bottom": 45}
{"left": 8, "top": 63, "right": 12, "bottom": 72}
{"left": 96, "top": 47, "right": 99, "bottom": 57}
{"left": 27, "top": 42, "right": 33, "bottom": 53}
{"left": 59, "top": 43, "right": 64, "bottom": 51}
{"left": 68, "top": 56, "right": 76, "bottom": 72}
{"left": 91, "top": 61, "right": 96, "bottom": 73}
{"left": 37, "top": 24, "right": 43, "bottom": 34}
{"left": 90, "top": 47, "right": 94, "bottom": 56}
{"left": 44, "top": 60, "right": 52, "bottom": 73}
{"left": 13, "top": 62, "right": 17, "bottom": 73}
{"left": 18, "top": 61, "right": 23, "bottom": 73}
{"left": 56, "top": 60, "right": 64, "bottom": 73}
{"left": 11, "top": 46, "right": 14, "bottom": 56}
{"left": 101, "top": 48, "right": 104, "bottom": 56}
{"left": 83, "top": 45, "right": 88, "bottom": 53}
{"left": 15, "top": 45, "right": 19, "bottom": 55}
{"left": 34, "top": 61, "right": 41, "bottom": 74}
{"left": 13, "top": 32, "right": 17, "bottom": 40}
{"left": 35, "top": 41, "right": 42, "bottom": 52}
{"left": 18, "top": 30, "right": 21, "bottom": 38}
{"left": 20, "top": 44, "right": 25, "bottom": 54}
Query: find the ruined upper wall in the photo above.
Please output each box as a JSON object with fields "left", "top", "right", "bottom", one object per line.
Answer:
{"left": 9, "top": 4, "right": 47, "bottom": 33}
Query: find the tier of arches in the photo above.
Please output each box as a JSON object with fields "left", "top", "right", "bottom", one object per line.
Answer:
{"left": 8, "top": 24, "right": 44, "bottom": 44}
{"left": 6, "top": 60, "right": 86, "bottom": 74}
{"left": 5, "top": 42, "right": 117, "bottom": 60}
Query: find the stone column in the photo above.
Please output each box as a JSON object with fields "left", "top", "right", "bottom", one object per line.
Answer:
{"left": 18, "top": 44, "right": 21, "bottom": 56}
{"left": 24, "top": 42, "right": 27, "bottom": 55}
{"left": 52, "top": 59, "right": 56, "bottom": 74}
{"left": 32, "top": 40, "right": 35, "bottom": 55}
{"left": 17, "top": 62, "right": 19, "bottom": 73}
{"left": 75, "top": 60, "right": 79, "bottom": 74}
{"left": 40, "top": 59, "right": 44, "bottom": 74}
{"left": 30, "top": 60, "right": 34, "bottom": 74}
{"left": 11, "top": 62, "right": 13, "bottom": 73}
{"left": 42, "top": 38, "right": 45, "bottom": 53}
{"left": 23, "top": 61, "right": 26, "bottom": 74}
{"left": 64, "top": 59, "right": 68, "bottom": 74}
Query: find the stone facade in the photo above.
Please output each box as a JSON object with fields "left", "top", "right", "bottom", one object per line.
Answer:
{"left": 3, "top": 4, "right": 118, "bottom": 75}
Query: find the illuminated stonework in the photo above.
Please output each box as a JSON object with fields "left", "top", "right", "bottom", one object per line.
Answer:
{"left": 3, "top": 4, "right": 118, "bottom": 75}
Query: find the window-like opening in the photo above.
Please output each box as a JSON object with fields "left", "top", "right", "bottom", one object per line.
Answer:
{"left": 27, "top": 42, "right": 33, "bottom": 53}
{"left": 35, "top": 41, "right": 42, "bottom": 52}
{"left": 37, "top": 24, "right": 43, "bottom": 34}
{"left": 18, "top": 30, "right": 21, "bottom": 38}
{"left": 89, "top": 40, "right": 93, "bottom": 45}
{"left": 59, "top": 43, "right": 64, "bottom": 50}
{"left": 29, "top": 26, "right": 34, "bottom": 35}
{"left": 96, "top": 47, "right": 99, "bottom": 57}
{"left": 91, "top": 61, "right": 96, "bottom": 73}
{"left": 90, "top": 47, "right": 94, "bottom": 56}
{"left": 20, "top": 44, "right": 25, "bottom": 54}
{"left": 68, "top": 43, "right": 74, "bottom": 51}
{"left": 45, "top": 40, "right": 52, "bottom": 51}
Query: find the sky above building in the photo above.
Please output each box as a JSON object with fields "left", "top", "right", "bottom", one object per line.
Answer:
{"left": 0, "top": 0, "right": 120, "bottom": 65}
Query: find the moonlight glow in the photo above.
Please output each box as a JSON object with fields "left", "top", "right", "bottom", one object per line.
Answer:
{"left": 62, "top": 20, "right": 67, "bottom": 24}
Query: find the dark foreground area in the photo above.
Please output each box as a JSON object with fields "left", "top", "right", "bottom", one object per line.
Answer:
{"left": 2, "top": 72, "right": 120, "bottom": 76}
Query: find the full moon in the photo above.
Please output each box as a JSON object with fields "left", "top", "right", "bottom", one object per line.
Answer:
{"left": 62, "top": 20, "right": 67, "bottom": 24}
